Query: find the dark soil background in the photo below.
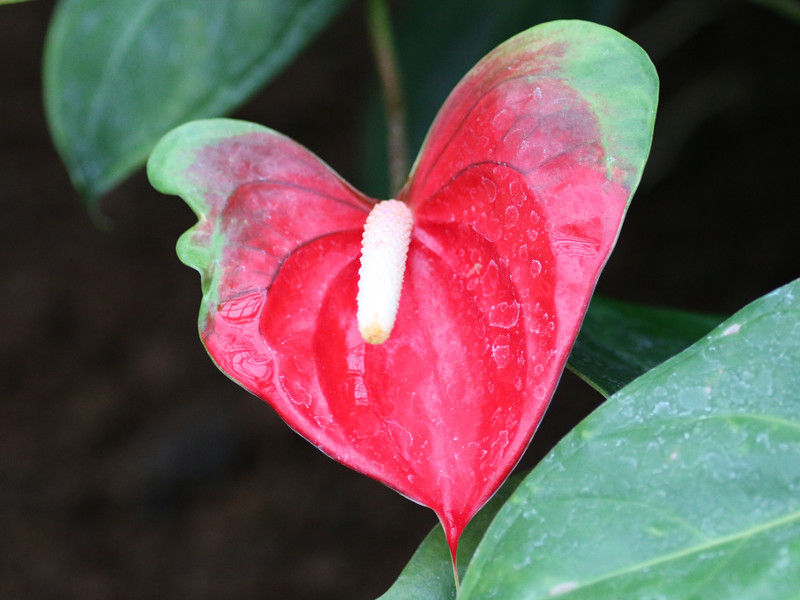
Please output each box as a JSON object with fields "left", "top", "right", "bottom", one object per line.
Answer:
{"left": 1, "top": 1, "right": 798, "bottom": 599}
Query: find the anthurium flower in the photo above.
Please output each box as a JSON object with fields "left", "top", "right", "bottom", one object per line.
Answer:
{"left": 148, "top": 20, "right": 658, "bottom": 561}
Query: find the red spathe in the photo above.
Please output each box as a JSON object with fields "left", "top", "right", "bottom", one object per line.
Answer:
{"left": 166, "top": 28, "right": 637, "bottom": 560}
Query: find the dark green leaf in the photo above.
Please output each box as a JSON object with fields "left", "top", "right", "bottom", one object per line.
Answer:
{"left": 748, "top": 0, "right": 800, "bottom": 25}
{"left": 570, "top": 296, "right": 724, "bottom": 397}
{"left": 461, "top": 279, "right": 800, "bottom": 599}
{"left": 43, "top": 0, "right": 349, "bottom": 207}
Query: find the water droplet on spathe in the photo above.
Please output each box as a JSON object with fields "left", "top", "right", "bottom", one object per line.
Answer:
{"left": 488, "top": 301, "right": 520, "bottom": 328}
{"left": 492, "top": 344, "right": 510, "bottom": 368}
{"left": 479, "top": 176, "right": 498, "bottom": 203}
{"left": 504, "top": 205, "right": 519, "bottom": 228}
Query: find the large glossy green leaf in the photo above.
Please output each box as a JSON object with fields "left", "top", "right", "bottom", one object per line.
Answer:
{"left": 460, "top": 278, "right": 800, "bottom": 599}
{"left": 570, "top": 297, "right": 724, "bottom": 397}
{"left": 43, "top": 0, "right": 349, "bottom": 207}
{"left": 359, "top": 0, "right": 627, "bottom": 197}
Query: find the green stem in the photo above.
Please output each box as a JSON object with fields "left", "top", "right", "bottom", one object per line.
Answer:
{"left": 366, "top": 0, "right": 408, "bottom": 196}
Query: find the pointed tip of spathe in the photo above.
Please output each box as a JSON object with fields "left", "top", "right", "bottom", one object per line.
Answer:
{"left": 437, "top": 513, "right": 464, "bottom": 589}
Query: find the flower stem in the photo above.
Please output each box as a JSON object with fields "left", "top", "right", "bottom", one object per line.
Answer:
{"left": 366, "top": 0, "right": 408, "bottom": 196}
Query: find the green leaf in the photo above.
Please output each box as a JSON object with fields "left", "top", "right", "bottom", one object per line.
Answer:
{"left": 43, "top": 0, "right": 350, "bottom": 208}
{"left": 377, "top": 475, "right": 524, "bottom": 600}
{"left": 460, "top": 278, "right": 800, "bottom": 599}
{"left": 360, "top": 0, "right": 628, "bottom": 197}
{"left": 748, "top": 0, "right": 800, "bottom": 25}
{"left": 570, "top": 297, "right": 724, "bottom": 397}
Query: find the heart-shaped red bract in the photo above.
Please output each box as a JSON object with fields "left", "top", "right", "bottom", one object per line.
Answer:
{"left": 148, "top": 20, "right": 657, "bottom": 560}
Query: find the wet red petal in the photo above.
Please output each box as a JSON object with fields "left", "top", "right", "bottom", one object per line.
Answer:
{"left": 150, "top": 21, "right": 653, "bottom": 564}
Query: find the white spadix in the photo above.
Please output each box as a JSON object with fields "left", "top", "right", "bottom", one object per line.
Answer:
{"left": 357, "top": 200, "right": 414, "bottom": 344}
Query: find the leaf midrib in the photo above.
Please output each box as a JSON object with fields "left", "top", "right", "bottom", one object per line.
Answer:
{"left": 557, "top": 505, "right": 800, "bottom": 597}
{"left": 85, "top": 0, "right": 164, "bottom": 144}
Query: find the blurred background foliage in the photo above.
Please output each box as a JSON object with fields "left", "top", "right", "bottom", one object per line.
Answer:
{"left": 1, "top": 0, "right": 799, "bottom": 598}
